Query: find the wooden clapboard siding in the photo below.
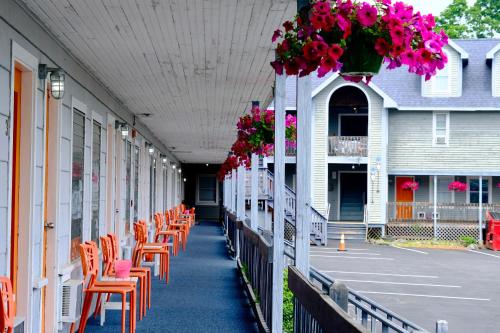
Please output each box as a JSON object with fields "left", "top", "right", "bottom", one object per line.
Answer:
{"left": 20, "top": 0, "right": 297, "bottom": 163}
{"left": 422, "top": 45, "right": 462, "bottom": 97}
{"left": 493, "top": 53, "right": 500, "bottom": 97}
{"left": 388, "top": 111, "right": 500, "bottom": 172}
{"left": 312, "top": 77, "right": 386, "bottom": 225}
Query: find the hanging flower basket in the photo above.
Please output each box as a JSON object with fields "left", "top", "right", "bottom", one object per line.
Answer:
{"left": 496, "top": 182, "right": 500, "bottom": 189}
{"left": 448, "top": 181, "right": 467, "bottom": 192}
{"left": 401, "top": 181, "right": 419, "bottom": 191}
{"left": 271, "top": 0, "right": 449, "bottom": 83}
{"left": 218, "top": 108, "right": 297, "bottom": 180}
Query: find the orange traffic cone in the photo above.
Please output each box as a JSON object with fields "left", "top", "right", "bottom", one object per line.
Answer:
{"left": 338, "top": 233, "right": 346, "bottom": 251}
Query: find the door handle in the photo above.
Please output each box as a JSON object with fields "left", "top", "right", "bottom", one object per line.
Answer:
{"left": 44, "top": 222, "right": 55, "bottom": 229}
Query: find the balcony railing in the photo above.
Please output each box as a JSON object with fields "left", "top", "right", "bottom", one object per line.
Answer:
{"left": 387, "top": 202, "right": 500, "bottom": 223}
{"left": 328, "top": 136, "right": 368, "bottom": 157}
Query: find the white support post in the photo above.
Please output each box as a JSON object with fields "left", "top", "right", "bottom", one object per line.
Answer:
{"left": 231, "top": 169, "right": 237, "bottom": 213}
{"left": 237, "top": 165, "right": 246, "bottom": 221}
{"left": 433, "top": 175, "right": 437, "bottom": 239}
{"left": 251, "top": 153, "right": 259, "bottom": 230}
{"left": 295, "top": 75, "right": 312, "bottom": 274}
{"left": 479, "top": 176, "right": 483, "bottom": 243}
{"left": 272, "top": 70, "right": 286, "bottom": 333}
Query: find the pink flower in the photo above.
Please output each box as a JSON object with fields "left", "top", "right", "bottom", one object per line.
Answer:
{"left": 270, "top": 60, "right": 284, "bottom": 75}
{"left": 390, "top": 25, "right": 405, "bottom": 45}
{"left": 400, "top": 50, "right": 416, "bottom": 67}
{"left": 283, "top": 21, "right": 294, "bottom": 32}
{"left": 272, "top": 29, "right": 282, "bottom": 42}
{"left": 357, "top": 3, "right": 378, "bottom": 27}
{"left": 314, "top": 1, "right": 331, "bottom": 14}
{"left": 328, "top": 44, "right": 344, "bottom": 60}
{"left": 374, "top": 38, "right": 390, "bottom": 56}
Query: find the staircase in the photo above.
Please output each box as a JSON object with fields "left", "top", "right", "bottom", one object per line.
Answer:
{"left": 246, "top": 169, "right": 328, "bottom": 246}
{"left": 328, "top": 222, "right": 366, "bottom": 241}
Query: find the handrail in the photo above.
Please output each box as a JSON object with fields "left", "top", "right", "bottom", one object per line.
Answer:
{"left": 309, "top": 266, "right": 428, "bottom": 333}
{"left": 328, "top": 136, "right": 368, "bottom": 157}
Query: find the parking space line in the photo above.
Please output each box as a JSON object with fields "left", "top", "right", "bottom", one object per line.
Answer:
{"left": 357, "top": 291, "right": 490, "bottom": 301}
{"left": 310, "top": 255, "right": 394, "bottom": 260}
{"left": 468, "top": 249, "right": 500, "bottom": 259}
{"left": 321, "top": 270, "right": 439, "bottom": 279}
{"left": 338, "top": 279, "right": 460, "bottom": 288}
{"left": 311, "top": 248, "right": 368, "bottom": 251}
{"left": 390, "top": 245, "right": 428, "bottom": 254}
{"left": 310, "top": 251, "right": 381, "bottom": 256}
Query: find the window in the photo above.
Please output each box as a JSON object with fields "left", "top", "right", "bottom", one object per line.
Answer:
{"left": 197, "top": 175, "right": 218, "bottom": 205}
{"left": 91, "top": 120, "right": 101, "bottom": 243}
{"left": 436, "top": 176, "right": 453, "bottom": 203}
{"left": 71, "top": 109, "right": 85, "bottom": 260}
{"left": 432, "top": 64, "right": 450, "bottom": 93}
{"left": 125, "top": 141, "right": 132, "bottom": 233}
{"left": 469, "top": 177, "right": 490, "bottom": 204}
{"left": 433, "top": 112, "right": 449, "bottom": 145}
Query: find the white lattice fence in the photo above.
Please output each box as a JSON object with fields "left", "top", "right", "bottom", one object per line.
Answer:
{"left": 386, "top": 222, "right": 480, "bottom": 241}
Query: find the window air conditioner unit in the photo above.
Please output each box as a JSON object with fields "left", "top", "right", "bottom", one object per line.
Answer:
{"left": 436, "top": 137, "right": 446, "bottom": 144}
{"left": 417, "top": 212, "right": 426, "bottom": 220}
{"left": 60, "top": 279, "right": 83, "bottom": 323}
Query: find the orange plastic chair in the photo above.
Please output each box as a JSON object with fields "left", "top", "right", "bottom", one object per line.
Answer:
{"left": 95, "top": 235, "right": 148, "bottom": 320}
{"left": 109, "top": 233, "right": 152, "bottom": 309}
{"left": 0, "top": 277, "right": 14, "bottom": 333}
{"left": 154, "top": 213, "right": 179, "bottom": 256}
{"left": 134, "top": 222, "right": 170, "bottom": 283}
{"left": 168, "top": 211, "right": 189, "bottom": 251}
{"left": 79, "top": 242, "right": 137, "bottom": 333}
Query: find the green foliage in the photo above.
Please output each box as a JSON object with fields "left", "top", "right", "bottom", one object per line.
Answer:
{"left": 460, "top": 236, "right": 477, "bottom": 247}
{"left": 283, "top": 269, "right": 294, "bottom": 333}
{"left": 436, "top": 0, "right": 499, "bottom": 38}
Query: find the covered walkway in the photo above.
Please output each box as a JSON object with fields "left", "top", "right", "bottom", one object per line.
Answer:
{"left": 84, "top": 221, "right": 258, "bottom": 333}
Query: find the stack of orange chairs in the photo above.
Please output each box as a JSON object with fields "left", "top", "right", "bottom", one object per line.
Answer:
{"left": 153, "top": 213, "right": 180, "bottom": 256}
{"left": 133, "top": 221, "right": 170, "bottom": 283}
{"left": 79, "top": 241, "right": 137, "bottom": 333}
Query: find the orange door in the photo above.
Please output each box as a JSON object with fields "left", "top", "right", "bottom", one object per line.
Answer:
{"left": 396, "top": 176, "right": 414, "bottom": 220}
{"left": 10, "top": 68, "right": 22, "bottom": 300}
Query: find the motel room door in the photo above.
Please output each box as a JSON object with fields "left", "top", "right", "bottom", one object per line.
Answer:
{"left": 396, "top": 176, "right": 414, "bottom": 219}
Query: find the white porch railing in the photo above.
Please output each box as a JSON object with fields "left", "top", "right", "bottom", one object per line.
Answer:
{"left": 328, "top": 136, "right": 368, "bottom": 157}
{"left": 387, "top": 202, "right": 500, "bottom": 222}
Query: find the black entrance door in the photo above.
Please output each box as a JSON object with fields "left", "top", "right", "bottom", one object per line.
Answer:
{"left": 340, "top": 173, "right": 367, "bottom": 221}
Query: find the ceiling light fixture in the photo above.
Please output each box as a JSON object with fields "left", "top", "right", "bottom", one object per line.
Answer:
{"left": 115, "top": 121, "right": 129, "bottom": 138}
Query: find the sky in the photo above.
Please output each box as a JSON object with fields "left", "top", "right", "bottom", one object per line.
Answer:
{"left": 402, "top": 0, "right": 477, "bottom": 15}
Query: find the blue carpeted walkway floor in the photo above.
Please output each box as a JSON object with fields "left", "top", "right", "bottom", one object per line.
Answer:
{"left": 83, "top": 221, "right": 259, "bottom": 332}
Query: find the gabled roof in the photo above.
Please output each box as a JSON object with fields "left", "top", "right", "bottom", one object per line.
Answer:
{"left": 486, "top": 44, "right": 500, "bottom": 59}
{"left": 268, "top": 39, "right": 500, "bottom": 110}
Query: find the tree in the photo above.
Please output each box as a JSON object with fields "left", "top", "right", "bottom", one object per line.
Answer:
{"left": 436, "top": 0, "right": 499, "bottom": 38}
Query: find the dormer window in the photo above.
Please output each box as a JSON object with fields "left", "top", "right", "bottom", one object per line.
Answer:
{"left": 431, "top": 64, "right": 450, "bottom": 94}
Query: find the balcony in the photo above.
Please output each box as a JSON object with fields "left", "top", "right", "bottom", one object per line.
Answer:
{"left": 328, "top": 136, "right": 368, "bottom": 157}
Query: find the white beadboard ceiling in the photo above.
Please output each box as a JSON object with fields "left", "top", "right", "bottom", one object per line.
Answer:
{"left": 19, "top": 0, "right": 296, "bottom": 163}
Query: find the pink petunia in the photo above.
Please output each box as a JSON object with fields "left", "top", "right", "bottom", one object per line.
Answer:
{"left": 400, "top": 50, "right": 416, "bottom": 67}
{"left": 357, "top": 3, "right": 378, "bottom": 27}
{"left": 389, "top": 25, "right": 405, "bottom": 45}
{"left": 328, "top": 44, "right": 344, "bottom": 60}
{"left": 272, "top": 29, "right": 282, "bottom": 42}
{"left": 374, "top": 38, "right": 390, "bottom": 56}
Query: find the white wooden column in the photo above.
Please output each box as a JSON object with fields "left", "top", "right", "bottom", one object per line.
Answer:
{"left": 433, "top": 175, "right": 437, "bottom": 238}
{"left": 250, "top": 153, "right": 259, "bottom": 230}
{"left": 231, "top": 169, "right": 237, "bottom": 212}
{"left": 295, "top": 75, "right": 312, "bottom": 274}
{"left": 479, "top": 176, "right": 483, "bottom": 243}
{"left": 237, "top": 165, "right": 246, "bottom": 221}
{"left": 272, "top": 70, "right": 286, "bottom": 333}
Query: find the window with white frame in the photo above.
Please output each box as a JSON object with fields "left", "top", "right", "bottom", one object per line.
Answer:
{"left": 197, "top": 174, "right": 218, "bottom": 205}
{"left": 91, "top": 120, "right": 102, "bottom": 243}
{"left": 436, "top": 176, "right": 454, "bottom": 203}
{"left": 71, "top": 109, "right": 85, "bottom": 260}
{"left": 468, "top": 177, "right": 490, "bottom": 204}
{"left": 433, "top": 112, "right": 449, "bottom": 145}
{"left": 432, "top": 64, "right": 450, "bottom": 93}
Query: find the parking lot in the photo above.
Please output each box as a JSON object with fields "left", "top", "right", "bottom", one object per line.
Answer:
{"left": 310, "top": 242, "right": 500, "bottom": 333}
